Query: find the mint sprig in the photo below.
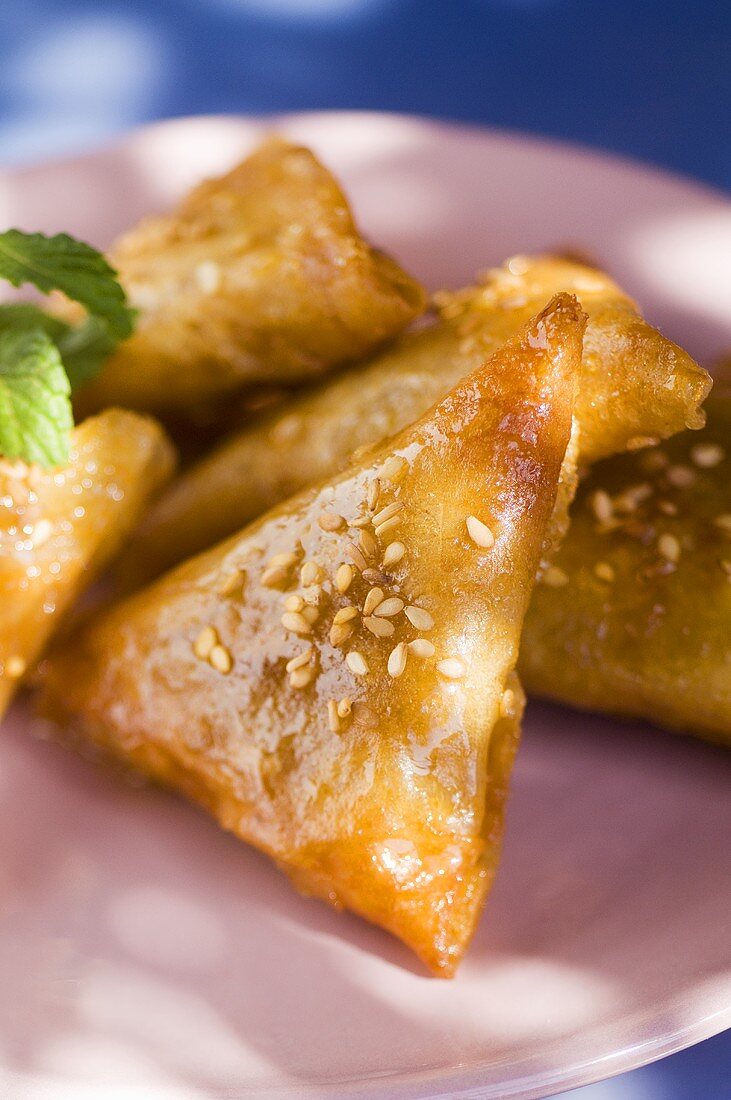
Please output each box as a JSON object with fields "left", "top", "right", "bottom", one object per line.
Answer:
{"left": 0, "top": 230, "right": 134, "bottom": 339}
{"left": 0, "top": 328, "right": 73, "bottom": 466}
{"left": 0, "top": 229, "right": 135, "bottom": 467}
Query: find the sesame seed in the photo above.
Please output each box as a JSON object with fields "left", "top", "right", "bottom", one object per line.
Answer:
{"left": 359, "top": 528, "right": 377, "bottom": 558}
{"left": 594, "top": 561, "right": 615, "bottom": 582}
{"left": 374, "top": 516, "right": 402, "bottom": 540}
{"left": 301, "top": 605, "right": 319, "bottom": 625}
{"left": 300, "top": 561, "right": 323, "bottom": 587}
{"left": 713, "top": 514, "right": 731, "bottom": 535}
{"left": 218, "top": 569, "right": 244, "bottom": 597}
{"left": 372, "top": 500, "right": 404, "bottom": 528}
{"left": 437, "top": 657, "right": 466, "bottom": 680}
{"left": 269, "top": 552, "right": 299, "bottom": 569}
{"left": 404, "top": 605, "right": 434, "bottom": 630}
{"left": 286, "top": 648, "right": 313, "bottom": 673}
{"left": 387, "top": 642, "right": 408, "bottom": 678}
{"left": 284, "top": 594, "right": 305, "bottom": 612}
{"left": 641, "top": 449, "right": 669, "bottom": 473}
{"left": 194, "top": 625, "right": 218, "bottom": 659}
{"left": 281, "top": 611, "right": 312, "bottom": 635}
{"left": 270, "top": 414, "right": 302, "bottom": 446}
{"left": 209, "top": 644, "right": 232, "bottom": 674}
{"left": 260, "top": 564, "right": 291, "bottom": 589}
{"left": 346, "top": 651, "right": 369, "bottom": 676}
{"left": 363, "top": 615, "right": 395, "bottom": 637}
{"left": 382, "top": 541, "right": 405, "bottom": 567}
{"left": 195, "top": 260, "right": 221, "bottom": 294}
{"left": 301, "top": 584, "right": 321, "bottom": 606}
{"left": 349, "top": 514, "right": 373, "bottom": 528}
{"left": 466, "top": 515, "right": 495, "bottom": 548}
{"left": 380, "top": 455, "right": 407, "bottom": 483}
{"left": 362, "top": 568, "right": 389, "bottom": 584}
{"left": 666, "top": 465, "right": 696, "bottom": 489}
{"left": 658, "top": 533, "right": 681, "bottom": 562}
{"left": 626, "top": 435, "right": 660, "bottom": 451}
{"left": 333, "top": 605, "right": 358, "bottom": 625}
{"left": 318, "top": 511, "right": 345, "bottom": 532}
{"left": 329, "top": 622, "right": 354, "bottom": 648}
{"left": 500, "top": 688, "right": 517, "bottom": 718}
{"left": 335, "top": 563, "right": 354, "bottom": 593}
{"left": 363, "top": 587, "right": 385, "bottom": 615}
{"left": 542, "top": 565, "right": 569, "bottom": 587}
{"left": 337, "top": 697, "right": 353, "bottom": 719}
{"left": 691, "top": 442, "right": 725, "bottom": 469}
{"left": 591, "top": 490, "right": 614, "bottom": 524}
{"left": 367, "top": 479, "right": 381, "bottom": 512}
{"left": 658, "top": 501, "right": 678, "bottom": 516}
{"left": 328, "top": 700, "right": 340, "bottom": 733}
{"left": 373, "top": 597, "right": 404, "bottom": 618}
{"left": 408, "top": 638, "right": 435, "bottom": 658}
{"left": 614, "top": 483, "right": 653, "bottom": 513}
{"left": 4, "top": 656, "right": 26, "bottom": 679}
{"left": 289, "top": 666, "right": 314, "bottom": 689}
{"left": 347, "top": 543, "right": 368, "bottom": 571}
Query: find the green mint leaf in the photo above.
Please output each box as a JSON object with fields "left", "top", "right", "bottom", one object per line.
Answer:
{"left": 56, "top": 316, "right": 117, "bottom": 390}
{"left": 0, "top": 302, "right": 70, "bottom": 342}
{"left": 0, "top": 304, "right": 117, "bottom": 391}
{"left": 0, "top": 328, "right": 73, "bottom": 467}
{"left": 0, "top": 229, "right": 135, "bottom": 340}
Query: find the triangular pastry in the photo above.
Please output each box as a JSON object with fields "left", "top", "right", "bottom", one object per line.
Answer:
{"left": 40, "top": 294, "right": 584, "bottom": 974}
{"left": 74, "top": 139, "right": 425, "bottom": 414}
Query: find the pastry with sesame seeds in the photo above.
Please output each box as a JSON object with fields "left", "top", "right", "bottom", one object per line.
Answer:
{"left": 120, "top": 254, "right": 710, "bottom": 588}
{"left": 38, "top": 293, "right": 584, "bottom": 976}
{"left": 70, "top": 138, "right": 425, "bottom": 416}
{"left": 521, "top": 394, "right": 731, "bottom": 746}
{"left": 0, "top": 409, "right": 175, "bottom": 721}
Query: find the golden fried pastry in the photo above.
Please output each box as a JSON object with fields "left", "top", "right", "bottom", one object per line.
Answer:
{"left": 0, "top": 409, "right": 175, "bottom": 720}
{"left": 39, "top": 294, "right": 584, "bottom": 975}
{"left": 521, "top": 395, "right": 731, "bottom": 745}
{"left": 121, "top": 254, "right": 710, "bottom": 587}
{"left": 75, "top": 139, "right": 425, "bottom": 414}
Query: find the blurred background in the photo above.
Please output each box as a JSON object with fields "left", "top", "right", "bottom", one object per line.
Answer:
{"left": 0, "top": 0, "right": 728, "bottom": 188}
{"left": 0, "top": 2, "right": 728, "bottom": 1098}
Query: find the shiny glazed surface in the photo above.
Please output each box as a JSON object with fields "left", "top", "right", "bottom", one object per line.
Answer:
{"left": 40, "top": 294, "right": 583, "bottom": 976}
{"left": 521, "top": 394, "right": 731, "bottom": 744}
{"left": 76, "top": 138, "right": 425, "bottom": 413}
{"left": 122, "top": 255, "right": 710, "bottom": 587}
{"left": 0, "top": 409, "right": 175, "bottom": 720}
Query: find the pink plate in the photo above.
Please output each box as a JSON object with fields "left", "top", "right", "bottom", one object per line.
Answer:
{"left": 0, "top": 112, "right": 730, "bottom": 1100}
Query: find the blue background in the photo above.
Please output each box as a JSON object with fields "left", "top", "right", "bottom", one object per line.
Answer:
{"left": 0, "top": 1, "right": 728, "bottom": 1097}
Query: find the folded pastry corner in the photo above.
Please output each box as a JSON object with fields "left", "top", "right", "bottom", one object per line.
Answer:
{"left": 0, "top": 409, "right": 176, "bottom": 721}
{"left": 74, "top": 138, "right": 426, "bottom": 414}
{"left": 521, "top": 394, "right": 731, "bottom": 746}
{"left": 446, "top": 255, "right": 711, "bottom": 463}
{"left": 39, "top": 293, "right": 584, "bottom": 975}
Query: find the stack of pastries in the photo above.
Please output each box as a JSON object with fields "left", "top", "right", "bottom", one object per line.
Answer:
{"left": 2, "top": 138, "right": 727, "bottom": 976}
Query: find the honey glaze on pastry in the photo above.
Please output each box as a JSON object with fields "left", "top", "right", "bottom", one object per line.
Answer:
{"left": 521, "top": 394, "right": 731, "bottom": 745}
{"left": 123, "top": 254, "right": 709, "bottom": 587}
{"left": 39, "top": 294, "right": 584, "bottom": 975}
{"left": 73, "top": 139, "right": 426, "bottom": 414}
{"left": 0, "top": 409, "right": 175, "bottom": 720}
